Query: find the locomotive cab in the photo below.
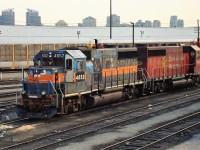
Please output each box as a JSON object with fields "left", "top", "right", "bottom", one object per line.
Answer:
{"left": 17, "top": 49, "right": 87, "bottom": 118}
{"left": 65, "top": 50, "right": 86, "bottom": 82}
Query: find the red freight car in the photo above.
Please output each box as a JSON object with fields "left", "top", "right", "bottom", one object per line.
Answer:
{"left": 192, "top": 45, "right": 200, "bottom": 75}
{"left": 138, "top": 45, "right": 200, "bottom": 93}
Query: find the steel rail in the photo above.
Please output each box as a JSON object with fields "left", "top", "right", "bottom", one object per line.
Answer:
{"left": 102, "top": 112, "right": 200, "bottom": 150}
{"left": 1, "top": 91, "right": 200, "bottom": 150}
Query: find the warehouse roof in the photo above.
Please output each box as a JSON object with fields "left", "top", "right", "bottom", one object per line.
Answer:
{"left": 0, "top": 25, "right": 197, "bottom": 44}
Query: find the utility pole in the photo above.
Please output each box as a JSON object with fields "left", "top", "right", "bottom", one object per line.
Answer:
{"left": 77, "top": 31, "right": 80, "bottom": 39}
{"left": 140, "top": 31, "right": 144, "bottom": 38}
{"left": 110, "top": 0, "right": 112, "bottom": 39}
{"left": 130, "top": 22, "right": 135, "bottom": 47}
{"left": 197, "top": 19, "right": 199, "bottom": 47}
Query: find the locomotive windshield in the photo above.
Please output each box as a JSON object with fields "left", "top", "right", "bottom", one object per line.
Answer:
{"left": 41, "top": 58, "right": 63, "bottom": 66}
{"left": 29, "top": 69, "right": 52, "bottom": 75}
{"left": 34, "top": 51, "right": 65, "bottom": 67}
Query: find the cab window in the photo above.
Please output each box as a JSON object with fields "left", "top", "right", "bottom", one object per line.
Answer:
{"left": 77, "top": 61, "right": 83, "bottom": 71}
{"left": 197, "top": 52, "right": 200, "bottom": 59}
{"left": 34, "top": 59, "right": 41, "bottom": 66}
{"left": 66, "top": 59, "right": 72, "bottom": 70}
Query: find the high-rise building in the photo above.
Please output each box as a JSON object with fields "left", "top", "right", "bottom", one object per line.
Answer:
{"left": 153, "top": 20, "right": 161, "bottom": 28}
{"left": 78, "top": 23, "right": 83, "bottom": 27}
{"left": 170, "top": 16, "right": 178, "bottom": 27}
{"left": 82, "top": 16, "right": 96, "bottom": 27}
{"left": 0, "top": 16, "right": 2, "bottom": 25}
{"left": 26, "top": 9, "right": 41, "bottom": 26}
{"left": 0, "top": 8, "right": 15, "bottom": 25}
{"left": 177, "top": 19, "right": 184, "bottom": 27}
{"left": 135, "top": 20, "right": 144, "bottom": 27}
{"left": 144, "top": 20, "right": 152, "bottom": 27}
{"left": 170, "top": 16, "right": 184, "bottom": 28}
{"left": 55, "top": 20, "right": 68, "bottom": 27}
{"left": 106, "top": 14, "right": 120, "bottom": 27}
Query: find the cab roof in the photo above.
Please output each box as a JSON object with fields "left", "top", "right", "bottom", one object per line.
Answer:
{"left": 66, "top": 50, "right": 86, "bottom": 59}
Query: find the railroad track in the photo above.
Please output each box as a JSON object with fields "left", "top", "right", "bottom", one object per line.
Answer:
{"left": 0, "top": 88, "right": 21, "bottom": 98}
{"left": 0, "top": 96, "right": 18, "bottom": 109}
{"left": 0, "top": 79, "right": 22, "bottom": 123}
{"left": 0, "top": 99, "right": 16, "bottom": 108}
{"left": 0, "top": 71, "right": 23, "bottom": 81}
{"left": 0, "top": 79, "right": 21, "bottom": 85}
{"left": 101, "top": 111, "right": 200, "bottom": 150}
{"left": 1, "top": 90, "right": 200, "bottom": 150}
{"left": 0, "top": 80, "right": 21, "bottom": 108}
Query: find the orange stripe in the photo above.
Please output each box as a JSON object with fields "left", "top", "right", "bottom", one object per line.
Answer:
{"left": 28, "top": 73, "right": 65, "bottom": 83}
{"left": 102, "top": 65, "right": 137, "bottom": 77}
{"left": 84, "top": 72, "right": 86, "bottom": 80}
{"left": 74, "top": 73, "right": 76, "bottom": 82}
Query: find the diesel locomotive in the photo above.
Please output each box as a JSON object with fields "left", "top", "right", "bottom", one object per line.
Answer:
{"left": 17, "top": 45, "right": 200, "bottom": 118}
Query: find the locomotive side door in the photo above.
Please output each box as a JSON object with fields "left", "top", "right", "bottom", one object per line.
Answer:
{"left": 74, "top": 59, "right": 86, "bottom": 82}
{"left": 65, "top": 54, "right": 74, "bottom": 82}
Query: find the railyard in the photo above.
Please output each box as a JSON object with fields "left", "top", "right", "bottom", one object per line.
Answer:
{"left": 0, "top": 81, "right": 200, "bottom": 149}
{"left": 1, "top": 26, "right": 200, "bottom": 150}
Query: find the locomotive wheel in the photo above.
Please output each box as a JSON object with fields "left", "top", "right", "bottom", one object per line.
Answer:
{"left": 154, "top": 84, "right": 159, "bottom": 93}
{"left": 159, "top": 82, "right": 165, "bottom": 93}
{"left": 127, "top": 88, "right": 134, "bottom": 100}
{"left": 64, "top": 105, "right": 68, "bottom": 114}
{"left": 134, "top": 88, "right": 139, "bottom": 98}
{"left": 195, "top": 76, "right": 200, "bottom": 84}
{"left": 72, "top": 103, "right": 79, "bottom": 112}
{"left": 80, "top": 96, "right": 87, "bottom": 110}
{"left": 137, "top": 85, "right": 143, "bottom": 96}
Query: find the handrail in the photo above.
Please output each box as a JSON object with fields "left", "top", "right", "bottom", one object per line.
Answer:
{"left": 152, "top": 63, "right": 196, "bottom": 79}
{"left": 137, "top": 68, "right": 148, "bottom": 82}
{"left": 58, "top": 75, "right": 65, "bottom": 114}
{"left": 58, "top": 76, "right": 65, "bottom": 104}
{"left": 16, "top": 79, "right": 22, "bottom": 104}
{"left": 24, "top": 79, "right": 59, "bottom": 108}
{"left": 48, "top": 80, "right": 59, "bottom": 108}
{"left": 144, "top": 68, "right": 151, "bottom": 79}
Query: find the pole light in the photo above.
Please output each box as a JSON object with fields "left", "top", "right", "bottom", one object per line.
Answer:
{"left": 140, "top": 31, "right": 144, "bottom": 38}
{"left": 110, "top": 0, "right": 112, "bottom": 39}
{"left": 197, "top": 19, "right": 199, "bottom": 47}
{"left": 194, "top": 19, "right": 200, "bottom": 47}
{"left": 77, "top": 31, "right": 80, "bottom": 39}
{"left": 130, "top": 22, "right": 134, "bottom": 47}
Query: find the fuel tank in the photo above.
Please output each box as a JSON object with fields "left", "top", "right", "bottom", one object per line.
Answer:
{"left": 172, "top": 79, "right": 194, "bottom": 89}
{"left": 87, "top": 91, "right": 123, "bottom": 108}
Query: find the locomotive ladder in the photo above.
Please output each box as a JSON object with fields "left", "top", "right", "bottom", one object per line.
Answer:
{"left": 48, "top": 81, "right": 58, "bottom": 108}
{"left": 58, "top": 77, "right": 64, "bottom": 115}
{"left": 138, "top": 68, "right": 149, "bottom": 88}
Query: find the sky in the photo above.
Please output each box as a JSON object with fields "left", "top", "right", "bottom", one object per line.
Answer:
{"left": 0, "top": 0, "right": 200, "bottom": 27}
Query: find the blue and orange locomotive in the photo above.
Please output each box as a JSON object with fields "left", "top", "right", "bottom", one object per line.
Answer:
{"left": 17, "top": 45, "right": 200, "bottom": 118}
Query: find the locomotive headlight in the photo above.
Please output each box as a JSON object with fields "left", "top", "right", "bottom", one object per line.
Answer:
{"left": 21, "top": 90, "right": 26, "bottom": 95}
{"left": 41, "top": 91, "right": 46, "bottom": 96}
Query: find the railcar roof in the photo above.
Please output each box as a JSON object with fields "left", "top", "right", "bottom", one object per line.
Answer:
{"left": 37, "top": 49, "right": 86, "bottom": 59}
{"left": 66, "top": 50, "right": 86, "bottom": 59}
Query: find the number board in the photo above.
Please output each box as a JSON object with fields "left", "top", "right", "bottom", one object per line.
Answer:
{"left": 54, "top": 54, "right": 64, "bottom": 58}
{"left": 42, "top": 54, "right": 48, "bottom": 58}
{"left": 75, "top": 71, "right": 85, "bottom": 81}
